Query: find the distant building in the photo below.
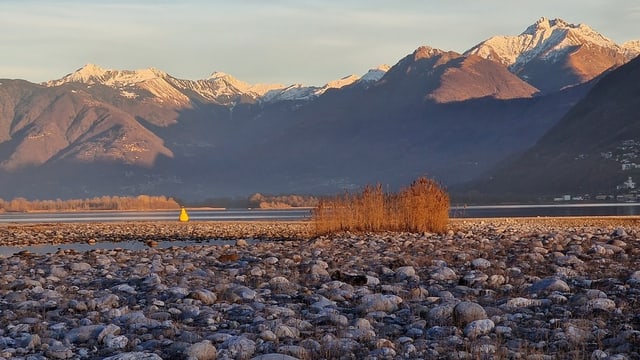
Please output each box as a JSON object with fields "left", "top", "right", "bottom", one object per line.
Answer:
{"left": 617, "top": 177, "right": 636, "bottom": 190}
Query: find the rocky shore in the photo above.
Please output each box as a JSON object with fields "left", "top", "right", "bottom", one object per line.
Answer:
{"left": 1, "top": 218, "right": 640, "bottom": 359}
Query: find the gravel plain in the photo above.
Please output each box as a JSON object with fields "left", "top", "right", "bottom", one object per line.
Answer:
{"left": 1, "top": 217, "right": 640, "bottom": 359}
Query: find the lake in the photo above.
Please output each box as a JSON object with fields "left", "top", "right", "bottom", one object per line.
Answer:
{"left": 0, "top": 208, "right": 312, "bottom": 223}
{"left": 2, "top": 204, "right": 640, "bottom": 224}
{"left": 450, "top": 203, "right": 640, "bottom": 218}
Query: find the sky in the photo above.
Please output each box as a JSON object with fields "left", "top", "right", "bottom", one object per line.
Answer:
{"left": 1, "top": 0, "right": 639, "bottom": 86}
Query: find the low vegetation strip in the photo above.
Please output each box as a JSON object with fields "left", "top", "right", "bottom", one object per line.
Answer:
{"left": 0, "top": 195, "right": 180, "bottom": 212}
{"left": 313, "top": 177, "right": 449, "bottom": 234}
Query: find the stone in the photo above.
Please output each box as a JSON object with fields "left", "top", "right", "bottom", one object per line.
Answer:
{"left": 428, "top": 305, "right": 454, "bottom": 326}
{"left": 189, "top": 289, "right": 218, "bottom": 305}
{"left": 453, "top": 302, "right": 487, "bottom": 327}
{"left": 251, "top": 355, "right": 299, "bottom": 360}
{"left": 471, "top": 258, "right": 491, "bottom": 269}
{"left": 358, "top": 294, "right": 403, "bottom": 313}
{"left": 430, "top": 266, "right": 458, "bottom": 281}
{"left": 222, "top": 336, "right": 256, "bottom": 359}
{"left": 97, "top": 324, "right": 121, "bottom": 343}
{"left": 275, "top": 324, "right": 300, "bottom": 339}
{"left": 504, "top": 297, "right": 542, "bottom": 308}
{"left": 186, "top": 340, "right": 217, "bottom": 360}
{"left": 50, "top": 266, "right": 68, "bottom": 278}
{"left": 260, "top": 330, "right": 277, "bottom": 342}
{"left": 69, "top": 262, "right": 92, "bottom": 272}
{"left": 586, "top": 298, "right": 616, "bottom": 312}
{"left": 104, "top": 334, "right": 129, "bottom": 350}
{"left": 102, "top": 352, "right": 163, "bottom": 360}
{"left": 45, "top": 345, "right": 74, "bottom": 359}
{"left": 395, "top": 266, "right": 416, "bottom": 280}
{"left": 528, "top": 277, "right": 571, "bottom": 295}
{"left": 64, "top": 325, "right": 104, "bottom": 343}
{"left": 463, "top": 319, "right": 495, "bottom": 338}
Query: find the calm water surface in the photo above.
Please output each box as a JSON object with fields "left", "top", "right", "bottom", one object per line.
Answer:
{"left": 0, "top": 208, "right": 312, "bottom": 223}
{"left": 2, "top": 205, "right": 640, "bottom": 224}
{"left": 450, "top": 203, "right": 640, "bottom": 218}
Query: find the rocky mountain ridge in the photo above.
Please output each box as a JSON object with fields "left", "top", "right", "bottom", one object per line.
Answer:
{"left": 44, "top": 63, "right": 390, "bottom": 106}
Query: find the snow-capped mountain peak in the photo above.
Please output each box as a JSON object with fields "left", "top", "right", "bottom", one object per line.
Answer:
{"left": 464, "top": 17, "right": 640, "bottom": 93}
{"left": 46, "top": 64, "right": 170, "bottom": 88}
{"left": 206, "top": 71, "right": 285, "bottom": 97}
{"left": 465, "top": 17, "right": 638, "bottom": 71}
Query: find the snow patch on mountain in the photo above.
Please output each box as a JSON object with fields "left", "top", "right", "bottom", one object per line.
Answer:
{"left": 622, "top": 40, "right": 640, "bottom": 57}
{"left": 261, "top": 84, "right": 319, "bottom": 102}
{"left": 207, "top": 72, "right": 285, "bottom": 97}
{"left": 465, "top": 17, "right": 640, "bottom": 72}
{"left": 261, "top": 65, "right": 390, "bottom": 102}
{"left": 360, "top": 64, "right": 391, "bottom": 82}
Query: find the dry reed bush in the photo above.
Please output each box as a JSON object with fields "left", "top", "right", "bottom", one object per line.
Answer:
{"left": 313, "top": 177, "right": 449, "bottom": 235}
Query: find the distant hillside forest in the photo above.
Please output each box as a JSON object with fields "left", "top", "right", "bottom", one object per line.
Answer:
{"left": 0, "top": 195, "right": 180, "bottom": 212}
{"left": 248, "top": 193, "right": 319, "bottom": 208}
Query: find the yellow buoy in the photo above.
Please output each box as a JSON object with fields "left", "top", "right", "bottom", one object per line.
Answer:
{"left": 179, "top": 207, "right": 189, "bottom": 222}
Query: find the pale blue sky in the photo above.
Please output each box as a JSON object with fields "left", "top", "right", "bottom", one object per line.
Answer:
{"left": 1, "top": 0, "right": 639, "bottom": 86}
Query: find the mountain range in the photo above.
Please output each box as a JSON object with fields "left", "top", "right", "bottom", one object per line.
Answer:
{"left": 1, "top": 17, "right": 639, "bottom": 202}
